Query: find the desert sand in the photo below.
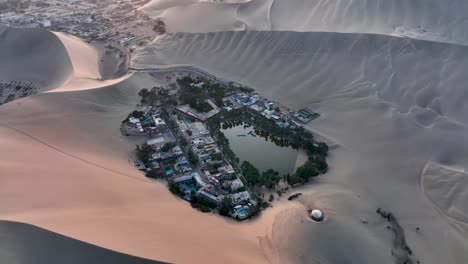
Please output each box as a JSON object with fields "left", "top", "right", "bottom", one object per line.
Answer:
{"left": 131, "top": 31, "right": 468, "bottom": 263}
{"left": 2, "top": 1, "right": 468, "bottom": 264}
{"left": 50, "top": 32, "right": 131, "bottom": 92}
{"left": 140, "top": 0, "right": 468, "bottom": 45}
{"left": 0, "top": 25, "right": 73, "bottom": 90}
{"left": 0, "top": 73, "right": 295, "bottom": 264}
{"left": 0, "top": 221, "right": 166, "bottom": 264}
{"left": 0, "top": 25, "right": 129, "bottom": 104}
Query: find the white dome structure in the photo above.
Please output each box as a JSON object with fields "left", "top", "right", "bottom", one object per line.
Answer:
{"left": 310, "top": 209, "right": 324, "bottom": 222}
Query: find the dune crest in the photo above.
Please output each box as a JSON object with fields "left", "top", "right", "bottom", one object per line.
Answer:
{"left": 0, "top": 26, "right": 73, "bottom": 92}
{"left": 0, "top": 77, "right": 282, "bottom": 264}
{"left": 140, "top": 0, "right": 468, "bottom": 45}
{"left": 0, "top": 26, "right": 130, "bottom": 103}
{"left": 131, "top": 30, "right": 468, "bottom": 263}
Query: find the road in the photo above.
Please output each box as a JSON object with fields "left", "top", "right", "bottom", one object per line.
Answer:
{"left": 128, "top": 65, "right": 240, "bottom": 87}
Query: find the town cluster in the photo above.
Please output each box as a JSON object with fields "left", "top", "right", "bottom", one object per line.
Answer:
{"left": 0, "top": 0, "right": 161, "bottom": 46}
{"left": 0, "top": 81, "right": 39, "bottom": 105}
{"left": 225, "top": 91, "right": 319, "bottom": 127}
{"left": 122, "top": 103, "right": 256, "bottom": 219}
{"left": 121, "top": 75, "right": 323, "bottom": 220}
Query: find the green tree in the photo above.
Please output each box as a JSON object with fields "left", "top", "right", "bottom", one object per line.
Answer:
{"left": 136, "top": 143, "right": 153, "bottom": 163}
{"left": 219, "top": 197, "right": 232, "bottom": 216}
{"left": 131, "top": 110, "right": 145, "bottom": 119}
{"left": 187, "top": 149, "right": 199, "bottom": 165}
{"left": 179, "top": 136, "right": 188, "bottom": 147}
{"left": 146, "top": 170, "right": 163, "bottom": 179}
{"left": 169, "top": 183, "right": 181, "bottom": 196}
{"left": 161, "top": 142, "right": 176, "bottom": 152}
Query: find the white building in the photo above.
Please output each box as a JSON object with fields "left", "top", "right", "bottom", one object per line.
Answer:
{"left": 230, "top": 179, "right": 244, "bottom": 191}
{"left": 265, "top": 101, "right": 274, "bottom": 110}
{"left": 129, "top": 117, "right": 140, "bottom": 124}
{"left": 229, "top": 191, "right": 251, "bottom": 205}
{"left": 198, "top": 189, "right": 224, "bottom": 205}
{"left": 218, "top": 165, "right": 235, "bottom": 175}
{"left": 42, "top": 20, "right": 51, "bottom": 27}
{"left": 147, "top": 137, "right": 165, "bottom": 148}
{"left": 153, "top": 116, "right": 166, "bottom": 128}
{"left": 192, "top": 122, "right": 210, "bottom": 136}
{"left": 193, "top": 172, "right": 207, "bottom": 187}
{"left": 172, "top": 174, "right": 194, "bottom": 184}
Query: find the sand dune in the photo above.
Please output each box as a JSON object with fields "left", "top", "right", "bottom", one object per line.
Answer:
{"left": 0, "top": 26, "right": 73, "bottom": 90}
{"left": 0, "top": 26, "right": 130, "bottom": 104}
{"left": 134, "top": 31, "right": 468, "bottom": 126}
{"left": 422, "top": 162, "right": 468, "bottom": 224}
{"left": 140, "top": 0, "right": 468, "bottom": 45}
{"left": 53, "top": 32, "right": 102, "bottom": 81}
{"left": 0, "top": 221, "right": 165, "bottom": 264}
{"left": 3, "top": 2, "right": 468, "bottom": 263}
{"left": 270, "top": 0, "right": 468, "bottom": 45}
{"left": 50, "top": 32, "right": 131, "bottom": 92}
{"left": 0, "top": 74, "right": 282, "bottom": 264}
{"left": 132, "top": 30, "right": 468, "bottom": 263}
{"left": 140, "top": 0, "right": 253, "bottom": 33}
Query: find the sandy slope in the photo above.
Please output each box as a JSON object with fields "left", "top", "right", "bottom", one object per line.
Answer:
{"left": 139, "top": 0, "right": 468, "bottom": 45}
{"left": 0, "top": 221, "right": 165, "bottom": 264}
{"left": 139, "top": 0, "right": 252, "bottom": 32}
{"left": 0, "top": 74, "right": 293, "bottom": 264}
{"left": 0, "top": 25, "right": 129, "bottom": 103}
{"left": 132, "top": 31, "right": 468, "bottom": 263}
{"left": 0, "top": 25, "right": 73, "bottom": 90}
{"left": 3, "top": 3, "right": 468, "bottom": 263}
{"left": 51, "top": 32, "right": 131, "bottom": 92}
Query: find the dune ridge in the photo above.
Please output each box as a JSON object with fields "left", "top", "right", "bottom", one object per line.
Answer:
{"left": 132, "top": 30, "right": 468, "bottom": 263}
{"left": 0, "top": 26, "right": 130, "bottom": 104}
{"left": 139, "top": 0, "right": 468, "bottom": 45}
{"left": 0, "top": 220, "right": 166, "bottom": 264}
{"left": 134, "top": 31, "right": 468, "bottom": 126}
{"left": 0, "top": 75, "right": 280, "bottom": 264}
{"left": 0, "top": 26, "right": 73, "bottom": 90}
{"left": 2, "top": 2, "right": 468, "bottom": 263}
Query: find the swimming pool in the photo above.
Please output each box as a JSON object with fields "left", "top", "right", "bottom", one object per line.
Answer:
{"left": 237, "top": 208, "right": 248, "bottom": 216}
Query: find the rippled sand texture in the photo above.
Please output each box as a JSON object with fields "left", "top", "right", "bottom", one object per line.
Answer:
{"left": 0, "top": 25, "right": 129, "bottom": 103}
{"left": 3, "top": 1, "right": 468, "bottom": 263}
{"left": 133, "top": 31, "right": 468, "bottom": 264}
{"left": 0, "top": 74, "right": 283, "bottom": 264}
{"left": 140, "top": 0, "right": 468, "bottom": 45}
{"left": 0, "top": 26, "right": 73, "bottom": 90}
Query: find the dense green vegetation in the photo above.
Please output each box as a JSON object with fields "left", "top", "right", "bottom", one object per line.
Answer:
{"left": 241, "top": 161, "right": 282, "bottom": 189}
{"left": 169, "top": 182, "right": 182, "bottom": 196}
{"left": 189, "top": 191, "right": 215, "bottom": 213}
{"left": 187, "top": 149, "right": 199, "bottom": 165}
{"left": 210, "top": 153, "right": 224, "bottom": 161}
{"left": 178, "top": 136, "right": 188, "bottom": 147}
{"left": 135, "top": 143, "right": 153, "bottom": 163}
{"left": 131, "top": 110, "right": 145, "bottom": 119}
{"left": 161, "top": 142, "right": 176, "bottom": 152}
{"left": 177, "top": 76, "right": 228, "bottom": 112}
{"left": 219, "top": 197, "right": 232, "bottom": 216}
{"left": 207, "top": 107, "right": 329, "bottom": 187}
{"left": 146, "top": 170, "right": 163, "bottom": 179}
{"left": 138, "top": 87, "right": 177, "bottom": 106}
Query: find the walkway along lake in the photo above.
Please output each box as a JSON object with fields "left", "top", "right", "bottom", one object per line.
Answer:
{"left": 221, "top": 122, "right": 299, "bottom": 175}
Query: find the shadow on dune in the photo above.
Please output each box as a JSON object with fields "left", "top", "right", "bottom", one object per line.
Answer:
{"left": 0, "top": 220, "right": 169, "bottom": 264}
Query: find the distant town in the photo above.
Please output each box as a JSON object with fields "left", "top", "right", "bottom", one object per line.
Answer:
{"left": 0, "top": 0, "right": 329, "bottom": 220}
{"left": 121, "top": 74, "right": 328, "bottom": 220}
{"left": 0, "top": 0, "right": 162, "bottom": 46}
{"left": 0, "top": 0, "right": 167, "bottom": 105}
